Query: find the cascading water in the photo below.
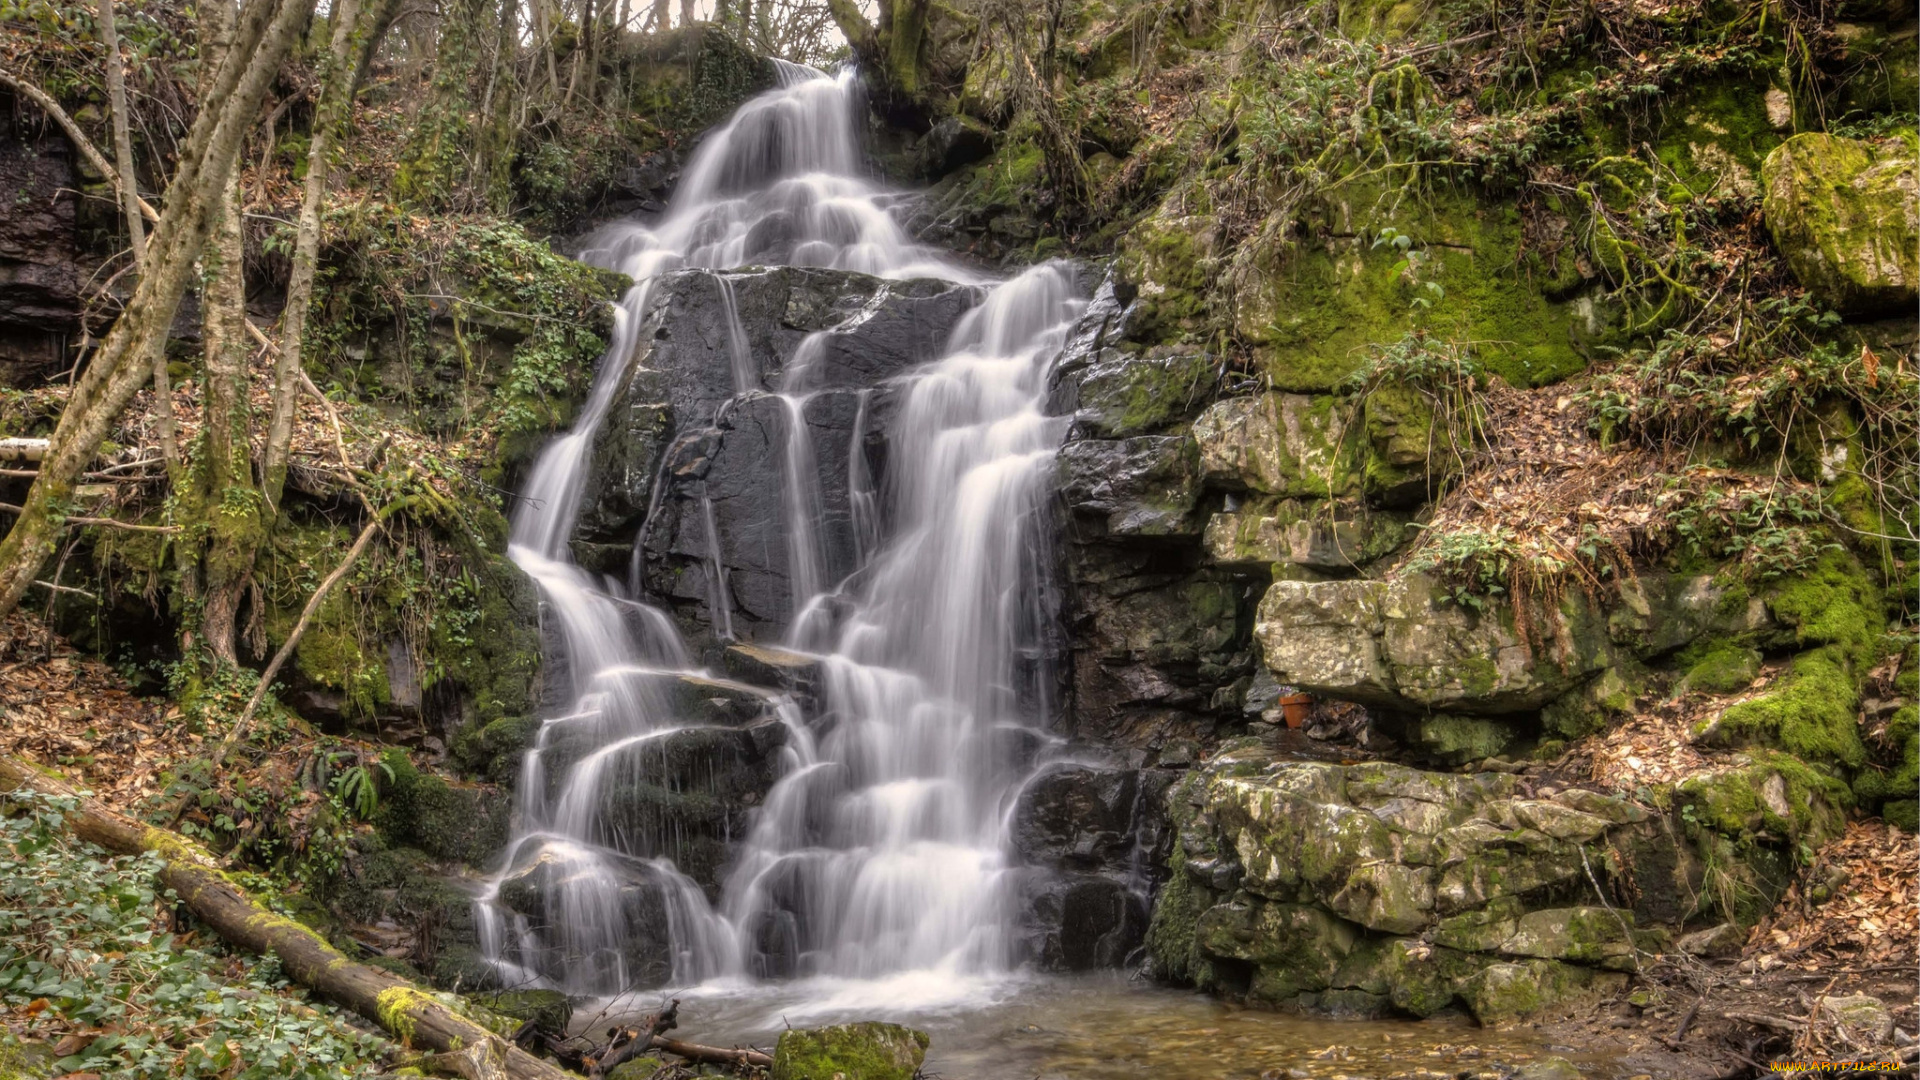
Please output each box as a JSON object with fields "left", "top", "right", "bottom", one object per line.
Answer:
{"left": 478, "top": 61, "right": 1083, "bottom": 1008}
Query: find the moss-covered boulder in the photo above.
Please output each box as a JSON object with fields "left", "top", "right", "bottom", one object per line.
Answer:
{"left": 1407, "top": 713, "right": 1519, "bottom": 765}
{"left": 1761, "top": 132, "right": 1919, "bottom": 315}
{"left": 374, "top": 752, "right": 511, "bottom": 866}
{"left": 1194, "top": 900, "right": 1357, "bottom": 1000}
{"left": 1203, "top": 497, "right": 1413, "bottom": 571}
{"left": 1697, "top": 646, "right": 1868, "bottom": 767}
{"left": 1192, "top": 393, "right": 1356, "bottom": 499}
{"left": 771, "top": 1022, "right": 931, "bottom": 1080}
{"left": 1258, "top": 569, "right": 1774, "bottom": 715}
{"left": 1673, "top": 752, "right": 1851, "bottom": 926}
{"left": 1676, "top": 753, "right": 1850, "bottom": 851}
{"left": 1067, "top": 351, "right": 1217, "bottom": 438}
{"left": 1678, "top": 641, "right": 1764, "bottom": 695}
{"left": 1455, "top": 959, "right": 1627, "bottom": 1024}
{"left": 1146, "top": 743, "right": 1688, "bottom": 1022}
{"left": 1255, "top": 575, "right": 1615, "bottom": 713}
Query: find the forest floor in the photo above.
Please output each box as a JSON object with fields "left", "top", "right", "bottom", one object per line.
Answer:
{"left": 0, "top": 618, "right": 393, "bottom": 1077}
{"left": 1527, "top": 815, "right": 1917, "bottom": 1079}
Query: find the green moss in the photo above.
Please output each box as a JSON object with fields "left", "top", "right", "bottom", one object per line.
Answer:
{"left": 376, "top": 985, "right": 433, "bottom": 1045}
{"left": 1411, "top": 713, "right": 1515, "bottom": 763}
{"left": 1076, "top": 352, "right": 1216, "bottom": 436}
{"left": 1712, "top": 647, "right": 1867, "bottom": 767}
{"left": 1679, "top": 640, "right": 1764, "bottom": 695}
{"left": 1761, "top": 131, "right": 1920, "bottom": 314}
{"left": 0, "top": 1036, "right": 56, "bottom": 1079}
{"left": 1337, "top": 0, "right": 1433, "bottom": 40}
{"left": 771, "top": 1022, "right": 930, "bottom": 1080}
{"left": 606, "top": 1056, "right": 665, "bottom": 1080}
{"left": 1677, "top": 752, "right": 1851, "bottom": 848}
{"left": 450, "top": 714, "right": 543, "bottom": 782}
{"left": 1118, "top": 199, "right": 1216, "bottom": 342}
{"left": 312, "top": 204, "right": 623, "bottom": 455}
{"left": 1360, "top": 383, "right": 1449, "bottom": 502}
{"left": 1145, "top": 772, "right": 1217, "bottom": 987}
{"left": 1231, "top": 185, "right": 1587, "bottom": 392}
{"left": 1765, "top": 552, "right": 1885, "bottom": 667}
{"left": 374, "top": 752, "right": 510, "bottom": 865}
{"left": 1333, "top": 936, "right": 1484, "bottom": 1016}
{"left": 1456, "top": 959, "right": 1624, "bottom": 1024}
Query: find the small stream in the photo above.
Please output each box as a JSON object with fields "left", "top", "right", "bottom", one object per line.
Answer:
{"left": 591, "top": 975, "right": 1623, "bottom": 1079}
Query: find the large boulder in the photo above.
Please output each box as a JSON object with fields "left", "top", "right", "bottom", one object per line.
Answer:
{"left": 1761, "top": 132, "right": 1919, "bottom": 314}
{"left": 1191, "top": 393, "right": 1354, "bottom": 499}
{"left": 1055, "top": 435, "right": 1203, "bottom": 537}
{"left": 1054, "top": 350, "right": 1217, "bottom": 439}
{"left": 1255, "top": 570, "right": 1765, "bottom": 715}
{"left": 1146, "top": 741, "right": 1680, "bottom": 1022}
{"left": 1048, "top": 274, "right": 1268, "bottom": 750}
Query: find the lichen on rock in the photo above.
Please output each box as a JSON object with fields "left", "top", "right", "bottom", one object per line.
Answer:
{"left": 1761, "top": 132, "right": 1919, "bottom": 315}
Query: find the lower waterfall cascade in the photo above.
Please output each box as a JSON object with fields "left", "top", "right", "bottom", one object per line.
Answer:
{"left": 474, "top": 61, "right": 1091, "bottom": 1008}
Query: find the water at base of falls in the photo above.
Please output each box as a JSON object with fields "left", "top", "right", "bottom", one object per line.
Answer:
{"left": 476, "top": 62, "right": 1086, "bottom": 1010}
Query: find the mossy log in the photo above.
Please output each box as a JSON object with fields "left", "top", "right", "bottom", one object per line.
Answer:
{"left": 0, "top": 756, "right": 578, "bottom": 1080}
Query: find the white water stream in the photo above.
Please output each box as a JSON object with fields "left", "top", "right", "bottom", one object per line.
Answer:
{"left": 477, "top": 62, "right": 1085, "bottom": 1012}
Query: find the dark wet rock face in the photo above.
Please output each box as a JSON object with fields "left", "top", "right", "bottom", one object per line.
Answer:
{"left": 1011, "top": 761, "right": 1178, "bottom": 971}
{"left": 1047, "top": 275, "right": 1268, "bottom": 755}
{"left": 0, "top": 119, "right": 84, "bottom": 386}
{"left": 576, "top": 266, "right": 977, "bottom": 650}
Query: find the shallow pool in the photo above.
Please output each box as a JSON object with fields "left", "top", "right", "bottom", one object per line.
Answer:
{"left": 590, "top": 973, "right": 1622, "bottom": 1079}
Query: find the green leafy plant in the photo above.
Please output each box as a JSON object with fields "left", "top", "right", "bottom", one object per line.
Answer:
{"left": 0, "top": 791, "right": 389, "bottom": 1078}
{"left": 332, "top": 758, "right": 395, "bottom": 821}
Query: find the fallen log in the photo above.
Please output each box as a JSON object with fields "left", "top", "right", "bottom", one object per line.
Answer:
{"left": 0, "top": 756, "right": 578, "bottom": 1080}
{"left": 650, "top": 1037, "right": 773, "bottom": 1069}
{"left": 0, "top": 438, "right": 49, "bottom": 462}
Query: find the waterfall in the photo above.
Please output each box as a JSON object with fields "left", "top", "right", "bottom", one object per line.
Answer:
{"left": 479, "top": 63, "right": 1083, "bottom": 1006}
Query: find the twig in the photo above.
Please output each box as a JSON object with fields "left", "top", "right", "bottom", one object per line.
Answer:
{"left": 1674, "top": 996, "right": 1704, "bottom": 1042}
{"left": 0, "top": 502, "right": 179, "bottom": 533}
{"left": 1722, "top": 1009, "right": 1807, "bottom": 1033}
{"left": 164, "top": 512, "right": 386, "bottom": 826}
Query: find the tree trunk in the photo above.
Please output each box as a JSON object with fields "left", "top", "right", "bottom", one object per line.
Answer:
{"left": 190, "top": 169, "right": 259, "bottom": 664}
{"left": 98, "top": 0, "right": 184, "bottom": 482}
{"left": 0, "top": 758, "right": 579, "bottom": 1080}
{"left": 562, "top": 0, "right": 589, "bottom": 107}
{"left": 0, "top": 0, "right": 312, "bottom": 623}
{"left": 262, "top": 0, "right": 387, "bottom": 507}
{"left": 475, "top": 0, "right": 518, "bottom": 207}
